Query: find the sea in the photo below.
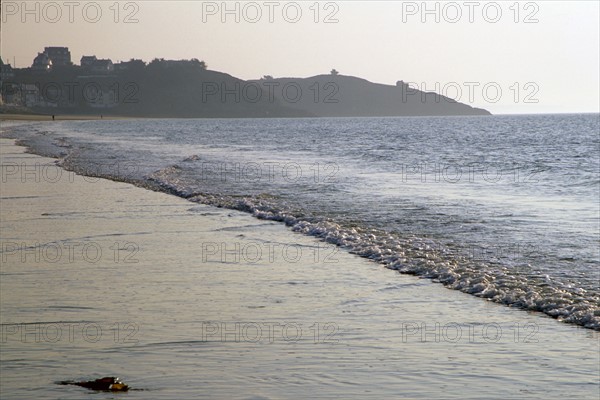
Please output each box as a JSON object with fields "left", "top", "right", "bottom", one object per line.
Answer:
{"left": 1, "top": 114, "right": 599, "bottom": 398}
{"left": 6, "top": 114, "right": 600, "bottom": 329}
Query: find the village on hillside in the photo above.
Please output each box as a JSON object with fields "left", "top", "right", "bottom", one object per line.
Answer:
{"left": 0, "top": 46, "right": 206, "bottom": 109}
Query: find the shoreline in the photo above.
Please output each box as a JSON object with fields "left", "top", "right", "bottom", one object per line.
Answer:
{"left": 2, "top": 120, "right": 599, "bottom": 331}
{"left": 4, "top": 120, "right": 598, "bottom": 331}
{"left": 2, "top": 112, "right": 597, "bottom": 125}
{"left": 1, "top": 135, "right": 599, "bottom": 398}
{"left": 0, "top": 113, "right": 131, "bottom": 121}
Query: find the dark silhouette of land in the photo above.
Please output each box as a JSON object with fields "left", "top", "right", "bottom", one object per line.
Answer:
{"left": 1, "top": 58, "right": 491, "bottom": 117}
{"left": 253, "top": 75, "right": 490, "bottom": 117}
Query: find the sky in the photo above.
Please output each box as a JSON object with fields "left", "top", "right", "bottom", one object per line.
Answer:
{"left": 1, "top": 0, "right": 599, "bottom": 114}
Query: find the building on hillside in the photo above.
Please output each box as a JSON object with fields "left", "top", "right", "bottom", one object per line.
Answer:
{"left": 0, "top": 58, "right": 16, "bottom": 80}
{"left": 91, "top": 59, "right": 114, "bottom": 73}
{"left": 80, "top": 56, "right": 114, "bottom": 73}
{"left": 32, "top": 52, "right": 52, "bottom": 71}
{"left": 44, "top": 47, "right": 71, "bottom": 66}
{"left": 114, "top": 59, "right": 146, "bottom": 71}
{"left": 80, "top": 55, "right": 97, "bottom": 68}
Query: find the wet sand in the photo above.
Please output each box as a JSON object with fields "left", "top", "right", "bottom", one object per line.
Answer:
{"left": 1, "top": 137, "right": 598, "bottom": 399}
{"left": 0, "top": 113, "right": 129, "bottom": 121}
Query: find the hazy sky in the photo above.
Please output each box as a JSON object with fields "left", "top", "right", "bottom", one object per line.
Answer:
{"left": 2, "top": 1, "right": 599, "bottom": 114}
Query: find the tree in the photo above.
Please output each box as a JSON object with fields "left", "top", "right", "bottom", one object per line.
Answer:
{"left": 330, "top": 69, "right": 339, "bottom": 76}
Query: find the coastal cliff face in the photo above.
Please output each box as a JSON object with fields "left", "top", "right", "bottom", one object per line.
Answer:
{"left": 1, "top": 64, "right": 491, "bottom": 117}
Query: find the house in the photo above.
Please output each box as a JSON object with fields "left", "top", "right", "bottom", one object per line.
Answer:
{"left": 0, "top": 58, "right": 17, "bottom": 105}
{"left": 80, "top": 56, "right": 114, "bottom": 73}
{"left": 114, "top": 59, "right": 146, "bottom": 71}
{"left": 91, "top": 59, "right": 114, "bottom": 73}
{"left": 32, "top": 52, "right": 52, "bottom": 71}
{"left": 0, "top": 58, "right": 16, "bottom": 81}
{"left": 1, "top": 82, "right": 21, "bottom": 105}
{"left": 23, "top": 83, "right": 42, "bottom": 107}
{"left": 80, "top": 55, "right": 97, "bottom": 68}
{"left": 44, "top": 47, "right": 71, "bottom": 66}
{"left": 30, "top": 47, "right": 71, "bottom": 70}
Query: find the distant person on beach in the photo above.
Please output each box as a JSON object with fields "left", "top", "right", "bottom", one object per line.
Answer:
{"left": 52, "top": 115, "right": 55, "bottom": 121}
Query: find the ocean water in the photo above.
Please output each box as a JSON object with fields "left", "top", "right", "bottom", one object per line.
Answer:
{"left": 7, "top": 114, "right": 600, "bottom": 330}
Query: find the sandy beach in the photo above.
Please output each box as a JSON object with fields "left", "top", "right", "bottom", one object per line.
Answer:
{"left": 1, "top": 134, "right": 599, "bottom": 399}
{"left": 0, "top": 113, "right": 129, "bottom": 121}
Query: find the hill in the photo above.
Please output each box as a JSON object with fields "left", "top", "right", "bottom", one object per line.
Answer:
{"left": 1, "top": 63, "right": 490, "bottom": 117}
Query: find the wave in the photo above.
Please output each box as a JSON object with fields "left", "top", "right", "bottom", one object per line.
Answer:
{"left": 146, "top": 163, "right": 600, "bottom": 330}
{"left": 4, "top": 123, "right": 599, "bottom": 330}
